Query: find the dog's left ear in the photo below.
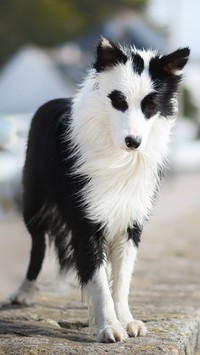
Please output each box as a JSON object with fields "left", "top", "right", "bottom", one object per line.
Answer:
{"left": 160, "top": 47, "right": 190, "bottom": 75}
{"left": 94, "top": 37, "right": 127, "bottom": 72}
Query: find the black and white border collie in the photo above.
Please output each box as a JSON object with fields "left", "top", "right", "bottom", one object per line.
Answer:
{"left": 10, "top": 38, "right": 190, "bottom": 343}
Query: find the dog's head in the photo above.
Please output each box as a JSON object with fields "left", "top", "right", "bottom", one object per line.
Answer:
{"left": 94, "top": 38, "right": 190, "bottom": 152}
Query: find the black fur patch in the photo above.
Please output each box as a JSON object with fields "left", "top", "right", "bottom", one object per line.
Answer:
{"left": 127, "top": 224, "right": 143, "bottom": 247}
{"left": 159, "top": 48, "right": 190, "bottom": 74}
{"left": 132, "top": 53, "right": 144, "bottom": 75}
{"left": 149, "top": 57, "right": 179, "bottom": 117}
{"left": 23, "top": 98, "right": 105, "bottom": 285}
{"left": 26, "top": 232, "right": 46, "bottom": 281}
{"left": 141, "top": 92, "right": 158, "bottom": 119}
{"left": 149, "top": 48, "right": 190, "bottom": 118}
{"left": 94, "top": 39, "right": 127, "bottom": 72}
{"left": 108, "top": 90, "right": 128, "bottom": 112}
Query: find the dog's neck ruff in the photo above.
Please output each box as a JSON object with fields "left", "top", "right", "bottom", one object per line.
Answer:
{"left": 69, "top": 68, "right": 174, "bottom": 238}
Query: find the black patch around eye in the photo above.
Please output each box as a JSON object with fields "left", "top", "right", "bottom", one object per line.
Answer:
{"left": 108, "top": 90, "right": 128, "bottom": 112}
{"left": 149, "top": 56, "right": 181, "bottom": 117}
{"left": 141, "top": 93, "right": 158, "bottom": 119}
{"left": 132, "top": 53, "right": 144, "bottom": 75}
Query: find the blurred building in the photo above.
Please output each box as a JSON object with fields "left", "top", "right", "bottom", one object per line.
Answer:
{"left": 0, "top": 46, "right": 74, "bottom": 115}
{"left": 0, "top": 46, "right": 76, "bottom": 215}
{"left": 79, "top": 11, "right": 166, "bottom": 54}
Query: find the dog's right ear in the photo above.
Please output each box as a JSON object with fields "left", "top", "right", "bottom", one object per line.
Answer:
{"left": 94, "top": 37, "right": 127, "bottom": 72}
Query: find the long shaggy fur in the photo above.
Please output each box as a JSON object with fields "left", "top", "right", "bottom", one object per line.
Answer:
{"left": 10, "top": 38, "right": 190, "bottom": 343}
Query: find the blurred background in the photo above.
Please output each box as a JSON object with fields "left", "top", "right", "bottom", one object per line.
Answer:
{"left": 0, "top": 0, "right": 200, "bottom": 300}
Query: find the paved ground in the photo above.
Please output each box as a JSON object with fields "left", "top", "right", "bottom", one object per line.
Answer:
{"left": 0, "top": 172, "right": 200, "bottom": 354}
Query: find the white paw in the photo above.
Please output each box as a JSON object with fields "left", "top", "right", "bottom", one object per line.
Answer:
{"left": 126, "top": 320, "right": 147, "bottom": 337}
{"left": 97, "top": 322, "right": 128, "bottom": 343}
{"left": 9, "top": 280, "right": 37, "bottom": 305}
{"left": 9, "top": 289, "right": 34, "bottom": 305}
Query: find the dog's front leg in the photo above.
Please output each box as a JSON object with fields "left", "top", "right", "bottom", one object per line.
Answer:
{"left": 87, "top": 264, "right": 128, "bottom": 342}
{"left": 111, "top": 237, "right": 147, "bottom": 337}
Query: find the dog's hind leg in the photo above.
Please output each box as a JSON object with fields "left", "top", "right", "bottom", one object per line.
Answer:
{"left": 110, "top": 235, "right": 147, "bottom": 337}
{"left": 10, "top": 229, "right": 46, "bottom": 305}
{"left": 10, "top": 232, "right": 46, "bottom": 305}
{"left": 10, "top": 191, "right": 47, "bottom": 305}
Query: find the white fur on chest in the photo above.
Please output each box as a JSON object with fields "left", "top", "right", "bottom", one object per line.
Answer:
{"left": 82, "top": 153, "right": 159, "bottom": 240}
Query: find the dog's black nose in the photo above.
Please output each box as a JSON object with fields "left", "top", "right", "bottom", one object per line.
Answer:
{"left": 125, "top": 135, "right": 142, "bottom": 149}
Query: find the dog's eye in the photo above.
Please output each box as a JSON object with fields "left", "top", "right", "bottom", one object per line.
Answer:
{"left": 141, "top": 93, "right": 158, "bottom": 119}
{"left": 108, "top": 90, "right": 128, "bottom": 112}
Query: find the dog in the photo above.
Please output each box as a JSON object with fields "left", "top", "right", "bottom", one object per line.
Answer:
{"left": 10, "top": 38, "right": 190, "bottom": 343}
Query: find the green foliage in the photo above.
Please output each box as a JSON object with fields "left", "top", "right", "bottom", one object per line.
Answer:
{"left": 182, "top": 86, "right": 198, "bottom": 120}
{"left": 0, "top": 0, "right": 147, "bottom": 66}
{"left": 182, "top": 86, "right": 200, "bottom": 138}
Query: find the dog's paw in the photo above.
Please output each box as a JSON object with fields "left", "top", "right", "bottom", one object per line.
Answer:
{"left": 126, "top": 320, "right": 147, "bottom": 337}
{"left": 9, "top": 280, "right": 37, "bottom": 306}
{"left": 9, "top": 289, "right": 34, "bottom": 305}
{"left": 97, "top": 322, "right": 128, "bottom": 343}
